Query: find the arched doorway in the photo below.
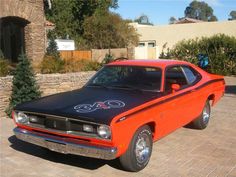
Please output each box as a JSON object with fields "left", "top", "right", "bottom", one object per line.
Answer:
{"left": 0, "top": 16, "right": 29, "bottom": 63}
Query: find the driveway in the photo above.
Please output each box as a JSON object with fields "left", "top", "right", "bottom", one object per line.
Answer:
{"left": 1, "top": 78, "right": 236, "bottom": 177}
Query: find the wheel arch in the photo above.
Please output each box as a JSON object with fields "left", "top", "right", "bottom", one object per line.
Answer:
{"left": 146, "top": 121, "right": 156, "bottom": 138}
{"left": 207, "top": 94, "right": 215, "bottom": 106}
{"left": 132, "top": 121, "right": 157, "bottom": 141}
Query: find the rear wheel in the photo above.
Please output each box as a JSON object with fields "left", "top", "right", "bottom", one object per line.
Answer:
{"left": 190, "top": 100, "right": 211, "bottom": 129}
{"left": 119, "top": 125, "right": 153, "bottom": 172}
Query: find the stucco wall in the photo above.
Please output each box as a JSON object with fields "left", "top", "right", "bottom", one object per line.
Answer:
{"left": 134, "top": 20, "right": 236, "bottom": 57}
{"left": 0, "top": 72, "right": 95, "bottom": 118}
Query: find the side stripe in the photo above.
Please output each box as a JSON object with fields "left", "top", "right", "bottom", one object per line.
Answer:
{"left": 116, "top": 78, "right": 224, "bottom": 123}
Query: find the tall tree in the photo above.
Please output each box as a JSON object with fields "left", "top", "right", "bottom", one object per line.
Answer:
{"left": 229, "top": 10, "right": 236, "bottom": 20}
{"left": 184, "top": 0, "right": 218, "bottom": 21}
{"left": 6, "top": 54, "right": 41, "bottom": 116}
{"left": 134, "top": 14, "right": 153, "bottom": 25}
{"left": 44, "top": 0, "right": 118, "bottom": 40}
{"left": 169, "top": 16, "right": 177, "bottom": 24}
{"left": 83, "top": 11, "right": 139, "bottom": 49}
{"left": 46, "top": 37, "right": 60, "bottom": 59}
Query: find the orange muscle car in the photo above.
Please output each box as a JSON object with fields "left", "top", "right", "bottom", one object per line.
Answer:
{"left": 12, "top": 59, "right": 225, "bottom": 171}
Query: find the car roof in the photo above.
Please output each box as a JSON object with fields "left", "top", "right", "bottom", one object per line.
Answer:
{"left": 108, "top": 59, "right": 190, "bottom": 68}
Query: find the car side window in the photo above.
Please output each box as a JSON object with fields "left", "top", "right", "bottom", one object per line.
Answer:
{"left": 165, "top": 66, "right": 188, "bottom": 92}
{"left": 181, "top": 66, "right": 199, "bottom": 85}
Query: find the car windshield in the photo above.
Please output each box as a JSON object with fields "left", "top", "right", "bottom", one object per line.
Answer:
{"left": 87, "top": 65, "right": 162, "bottom": 92}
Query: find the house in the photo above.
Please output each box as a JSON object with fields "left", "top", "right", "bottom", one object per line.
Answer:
{"left": 132, "top": 20, "right": 236, "bottom": 59}
{"left": 173, "top": 17, "right": 203, "bottom": 24}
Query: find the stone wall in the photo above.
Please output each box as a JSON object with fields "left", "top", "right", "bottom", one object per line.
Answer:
{"left": 0, "top": 72, "right": 95, "bottom": 118}
{"left": 0, "top": 0, "right": 45, "bottom": 63}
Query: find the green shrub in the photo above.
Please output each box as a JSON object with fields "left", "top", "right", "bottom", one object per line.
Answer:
{"left": 6, "top": 53, "right": 41, "bottom": 117}
{"left": 40, "top": 36, "right": 65, "bottom": 74}
{"left": 82, "top": 60, "right": 102, "bottom": 71}
{"left": 40, "top": 55, "right": 65, "bottom": 74}
{"left": 63, "top": 59, "right": 101, "bottom": 72}
{"left": 46, "top": 37, "right": 60, "bottom": 59}
{"left": 102, "top": 54, "right": 114, "bottom": 64}
{"left": 0, "top": 60, "right": 9, "bottom": 77}
{"left": 0, "top": 50, "right": 10, "bottom": 77}
{"left": 170, "top": 34, "right": 236, "bottom": 75}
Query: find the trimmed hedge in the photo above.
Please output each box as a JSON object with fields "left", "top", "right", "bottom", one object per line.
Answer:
{"left": 170, "top": 34, "right": 236, "bottom": 75}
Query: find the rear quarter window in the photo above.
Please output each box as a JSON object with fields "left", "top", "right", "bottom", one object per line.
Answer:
{"left": 182, "top": 66, "right": 200, "bottom": 85}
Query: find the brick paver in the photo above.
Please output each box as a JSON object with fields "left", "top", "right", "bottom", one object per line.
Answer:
{"left": 1, "top": 79, "right": 236, "bottom": 177}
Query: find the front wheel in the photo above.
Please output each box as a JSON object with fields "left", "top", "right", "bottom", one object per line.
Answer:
{"left": 119, "top": 125, "right": 153, "bottom": 172}
{"left": 190, "top": 100, "right": 211, "bottom": 129}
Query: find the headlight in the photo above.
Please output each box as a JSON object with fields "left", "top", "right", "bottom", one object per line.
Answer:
{"left": 97, "top": 125, "right": 111, "bottom": 139}
{"left": 83, "top": 124, "right": 94, "bottom": 133}
{"left": 15, "top": 112, "right": 29, "bottom": 124}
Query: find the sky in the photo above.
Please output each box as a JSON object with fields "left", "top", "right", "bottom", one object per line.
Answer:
{"left": 111, "top": 0, "right": 236, "bottom": 25}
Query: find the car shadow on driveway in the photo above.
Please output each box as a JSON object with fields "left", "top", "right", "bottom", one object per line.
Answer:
{"left": 8, "top": 135, "right": 123, "bottom": 170}
{"left": 225, "top": 85, "right": 236, "bottom": 95}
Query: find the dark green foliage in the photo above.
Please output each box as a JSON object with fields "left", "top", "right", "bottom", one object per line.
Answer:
{"left": 46, "top": 38, "right": 60, "bottom": 59}
{"left": 134, "top": 14, "right": 153, "bottom": 25}
{"left": 0, "top": 60, "right": 9, "bottom": 77}
{"left": 169, "top": 17, "right": 177, "bottom": 24}
{"left": 83, "top": 11, "right": 139, "bottom": 49}
{"left": 0, "top": 49, "right": 4, "bottom": 59}
{"left": 40, "top": 57, "right": 101, "bottom": 74}
{"left": 44, "top": 0, "right": 138, "bottom": 49}
{"left": 170, "top": 34, "right": 236, "bottom": 75}
{"left": 43, "top": 37, "right": 64, "bottom": 73}
{"left": 6, "top": 54, "right": 41, "bottom": 117}
{"left": 184, "top": 0, "right": 218, "bottom": 21}
{"left": 40, "top": 55, "right": 65, "bottom": 74}
{"left": 44, "top": 0, "right": 119, "bottom": 47}
{"left": 45, "top": 0, "right": 78, "bottom": 39}
{"left": 0, "top": 49, "right": 10, "bottom": 77}
{"left": 229, "top": 11, "right": 236, "bottom": 20}
{"left": 160, "top": 48, "right": 171, "bottom": 59}
{"left": 80, "top": 60, "right": 102, "bottom": 71}
{"left": 102, "top": 54, "right": 114, "bottom": 64}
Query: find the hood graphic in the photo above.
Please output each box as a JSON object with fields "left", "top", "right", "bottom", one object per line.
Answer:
{"left": 74, "top": 100, "right": 126, "bottom": 113}
{"left": 15, "top": 87, "right": 163, "bottom": 124}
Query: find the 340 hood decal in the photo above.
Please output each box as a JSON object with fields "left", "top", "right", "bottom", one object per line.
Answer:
{"left": 74, "top": 100, "right": 126, "bottom": 113}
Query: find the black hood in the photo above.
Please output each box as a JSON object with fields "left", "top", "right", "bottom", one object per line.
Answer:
{"left": 15, "top": 87, "right": 163, "bottom": 125}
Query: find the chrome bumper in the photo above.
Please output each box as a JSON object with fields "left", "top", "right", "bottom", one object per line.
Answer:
{"left": 13, "top": 127, "right": 117, "bottom": 160}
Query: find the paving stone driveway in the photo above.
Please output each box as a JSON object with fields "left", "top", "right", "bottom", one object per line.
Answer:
{"left": 1, "top": 78, "right": 236, "bottom": 177}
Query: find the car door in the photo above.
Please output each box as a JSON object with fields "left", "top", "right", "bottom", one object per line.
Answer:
{"left": 158, "top": 65, "right": 201, "bottom": 137}
{"left": 180, "top": 65, "right": 203, "bottom": 125}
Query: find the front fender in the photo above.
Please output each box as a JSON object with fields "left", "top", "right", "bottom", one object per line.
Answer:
{"left": 110, "top": 111, "right": 155, "bottom": 157}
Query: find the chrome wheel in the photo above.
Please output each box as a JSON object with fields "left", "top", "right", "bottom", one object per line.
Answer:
{"left": 135, "top": 133, "right": 151, "bottom": 164}
{"left": 203, "top": 104, "right": 210, "bottom": 124}
{"left": 119, "top": 125, "right": 153, "bottom": 172}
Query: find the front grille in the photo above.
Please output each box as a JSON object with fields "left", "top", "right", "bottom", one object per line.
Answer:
{"left": 70, "top": 120, "right": 83, "bottom": 132}
{"left": 45, "top": 118, "right": 67, "bottom": 131}
{"left": 26, "top": 113, "right": 99, "bottom": 138}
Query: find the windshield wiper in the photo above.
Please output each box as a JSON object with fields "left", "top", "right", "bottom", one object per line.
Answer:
{"left": 111, "top": 84, "right": 161, "bottom": 93}
{"left": 86, "top": 83, "right": 109, "bottom": 89}
{"left": 110, "top": 84, "right": 144, "bottom": 93}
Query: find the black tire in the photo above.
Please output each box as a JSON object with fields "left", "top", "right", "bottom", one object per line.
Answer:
{"left": 189, "top": 100, "right": 211, "bottom": 129}
{"left": 119, "top": 125, "right": 153, "bottom": 172}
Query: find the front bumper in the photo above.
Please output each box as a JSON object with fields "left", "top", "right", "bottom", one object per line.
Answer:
{"left": 13, "top": 127, "right": 117, "bottom": 160}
